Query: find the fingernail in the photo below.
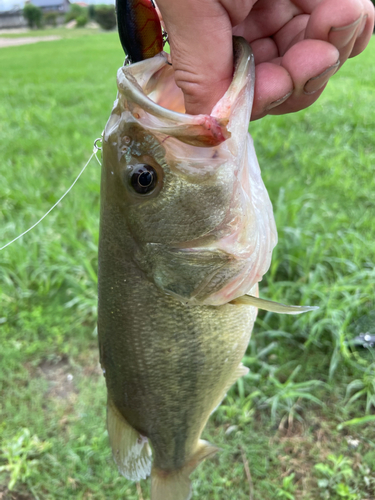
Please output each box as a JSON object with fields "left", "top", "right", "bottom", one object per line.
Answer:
{"left": 358, "top": 14, "right": 368, "bottom": 37}
{"left": 265, "top": 91, "right": 293, "bottom": 111}
{"left": 303, "top": 60, "right": 340, "bottom": 95}
{"left": 329, "top": 16, "right": 362, "bottom": 49}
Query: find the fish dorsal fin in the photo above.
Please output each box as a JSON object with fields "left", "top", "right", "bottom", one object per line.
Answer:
{"left": 231, "top": 294, "right": 319, "bottom": 315}
{"left": 107, "top": 398, "right": 152, "bottom": 481}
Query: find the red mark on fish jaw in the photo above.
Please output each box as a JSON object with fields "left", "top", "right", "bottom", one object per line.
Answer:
{"left": 193, "top": 116, "right": 230, "bottom": 146}
{"left": 161, "top": 136, "right": 170, "bottom": 144}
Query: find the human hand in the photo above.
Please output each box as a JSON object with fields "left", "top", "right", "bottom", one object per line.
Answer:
{"left": 155, "top": 0, "right": 374, "bottom": 119}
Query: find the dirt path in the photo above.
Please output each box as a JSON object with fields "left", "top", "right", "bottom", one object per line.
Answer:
{"left": 0, "top": 36, "right": 61, "bottom": 48}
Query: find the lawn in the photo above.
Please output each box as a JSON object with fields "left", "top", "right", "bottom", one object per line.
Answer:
{"left": 0, "top": 32, "right": 374, "bottom": 500}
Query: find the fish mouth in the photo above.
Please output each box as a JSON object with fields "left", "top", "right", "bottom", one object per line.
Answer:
{"left": 106, "top": 37, "right": 255, "bottom": 148}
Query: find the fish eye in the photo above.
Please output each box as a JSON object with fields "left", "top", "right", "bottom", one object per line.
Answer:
{"left": 129, "top": 164, "right": 157, "bottom": 195}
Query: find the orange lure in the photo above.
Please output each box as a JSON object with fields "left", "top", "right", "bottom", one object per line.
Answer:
{"left": 116, "top": 0, "right": 163, "bottom": 62}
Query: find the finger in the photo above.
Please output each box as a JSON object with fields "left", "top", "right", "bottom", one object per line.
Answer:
{"left": 350, "top": 0, "right": 375, "bottom": 57}
{"left": 233, "top": 0, "right": 302, "bottom": 41}
{"left": 156, "top": 0, "right": 233, "bottom": 116}
{"left": 304, "top": 0, "right": 364, "bottom": 42}
{"left": 273, "top": 14, "right": 309, "bottom": 56}
{"left": 265, "top": 39, "right": 339, "bottom": 117}
{"left": 304, "top": 0, "right": 369, "bottom": 65}
{"left": 251, "top": 37, "right": 278, "bottom": 65}
{"left": 251, "top": 62, "right": 293, "bottom": 120}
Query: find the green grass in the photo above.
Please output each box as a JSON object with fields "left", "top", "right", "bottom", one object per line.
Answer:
{"left": 0, "top": 33, "right": 375, "bottom": 499}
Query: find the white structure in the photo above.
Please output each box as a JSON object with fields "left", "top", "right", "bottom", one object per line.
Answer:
{"left": 29, "top": 0, "right": 70, "bottom": 12}
{"left": 0, "top": 8, "right": 27, "bottom": 28}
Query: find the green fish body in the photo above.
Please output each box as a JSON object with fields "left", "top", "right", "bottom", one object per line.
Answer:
{"left": 98, "top": 38, "right": 278, "bottom": 500}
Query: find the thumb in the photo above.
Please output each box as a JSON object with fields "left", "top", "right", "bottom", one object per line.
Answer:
{"left": 156, "top": 0, "right": 233, "bottom": 115}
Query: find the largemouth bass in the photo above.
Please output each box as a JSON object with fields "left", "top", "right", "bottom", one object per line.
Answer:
{"left": 98, "top": 37, "right": 314, "bottom": 500}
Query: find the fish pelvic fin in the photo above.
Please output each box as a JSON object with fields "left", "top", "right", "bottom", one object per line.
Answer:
{"left": 107, "top": 398, "right": 152, "bottom": 481}
{"left": 151, "top": 440, "right": 218, "bottom": 500}
{"left": 231, "top": 294, "right": 319, "bottom": 315}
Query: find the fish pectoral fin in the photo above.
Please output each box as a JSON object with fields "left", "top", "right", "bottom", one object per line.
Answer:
{"left": 231, "top": 294, "right": 319, "bottom": 315}
{"left": 107, "top": 398, "right": 152, "bottom": 481}
{"left": 151, "top": 440, "right": 218, "bottom": 500}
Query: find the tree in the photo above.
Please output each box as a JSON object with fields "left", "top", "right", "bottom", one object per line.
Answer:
{"left": 65, "top": 4, "right": 87, "bottom": 23}
{"left": 23, "top": 3, "right": 43, "bottom": 29}
{"left": 94, "top": 5, "right": 116, "bottom": 30}
{"left": 76, "top": 14, "right": 88, "bottom": 27}
{"left": 44, "top": 11, "right": 58, "bottom": 26}
{"left": 88, "top": 4, "right": 96, "bottom": 19}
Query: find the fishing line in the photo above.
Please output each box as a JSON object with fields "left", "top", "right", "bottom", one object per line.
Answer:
{"left": 0, "top": 138, "right": 103, "bottom": 252}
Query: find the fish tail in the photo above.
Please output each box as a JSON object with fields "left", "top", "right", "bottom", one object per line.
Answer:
{"left": 151, "top": 440, "right": 218, "bottom": 500}
{"left": 151, "top": 468, "right": 192, "bottom": 500}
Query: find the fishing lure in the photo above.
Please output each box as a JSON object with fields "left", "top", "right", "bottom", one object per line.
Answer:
{"left": 116, "top": 0, "right": 164, "bottom": 63}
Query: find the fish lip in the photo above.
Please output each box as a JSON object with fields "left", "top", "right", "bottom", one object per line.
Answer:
{"left": 111, "top": 37, "right": 255, "bottom": 147}
{"left": 118, "top": 37, "right": 253, "bottom": 122}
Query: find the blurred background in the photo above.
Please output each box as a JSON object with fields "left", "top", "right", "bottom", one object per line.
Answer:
{"left": 0, "top": 0, "right": 116, "bottom": 31}
{"left": 0, "top": 8, "right": 374, "bottom": 500}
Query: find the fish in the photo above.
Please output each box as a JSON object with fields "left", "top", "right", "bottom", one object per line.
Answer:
{"left": 98, "top": 29, "right": 317, "bottom": 500}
